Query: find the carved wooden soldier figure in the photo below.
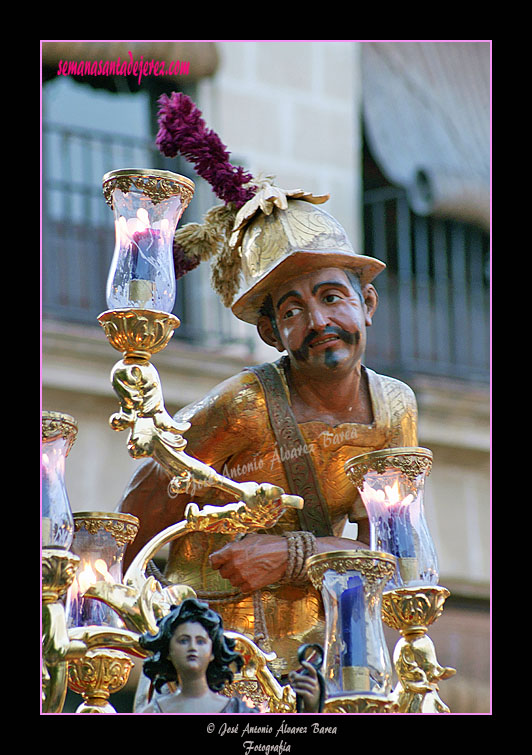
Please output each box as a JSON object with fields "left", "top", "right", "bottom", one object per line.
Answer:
{"left": 117, "top": 94, "right": 418, "bottom": 674}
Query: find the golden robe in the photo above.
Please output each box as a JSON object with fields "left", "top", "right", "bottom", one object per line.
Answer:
{"left": 117, "top": 361, "right": 417, "bottom": 673}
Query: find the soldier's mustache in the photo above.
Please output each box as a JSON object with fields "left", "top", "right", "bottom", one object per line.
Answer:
{"left": 292, "top": 326, "right": 358, "bottom": 362}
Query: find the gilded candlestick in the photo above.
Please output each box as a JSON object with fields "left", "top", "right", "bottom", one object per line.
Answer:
{"left": 307, "top": 550, "right": 399, "bottom": 713}
{"left": 345, "top": 447, "right": 456, "bottom": 713}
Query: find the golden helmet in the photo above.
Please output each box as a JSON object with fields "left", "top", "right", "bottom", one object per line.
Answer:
{"left": 231, "top": 198, "right": 386, "bottom": 325}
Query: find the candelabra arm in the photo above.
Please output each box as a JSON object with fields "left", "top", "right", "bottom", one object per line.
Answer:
{"left": 43, "top": 603, "right": 88, "bottom": 665}
{"left": 133, "top": 417, "right": 304, "bottom": 514}
{"left": 106, "top": 357, "right": 191, "bottom": 459}
{"left": 152, "top": 430, "right": 299, "bottom": 508}
{"left": 67, "top": 626, "right": 148, "bottom": 658}
{"left": 123, "top": 491, "right": 303, "bottom": 598}
{"left": 105, "top": 350, "right": 303, "bottom": 513}
{"left": 42, "top": 548, "right": 90, "bottom": 712}
{"left": 42, "top": 602, "right": 89, "bottom": 713}
{"left": 225, "top": 631, "right": 297, "bottom": 713}
{"left": 84, "top": 568, "right": 196, "bottom": 636}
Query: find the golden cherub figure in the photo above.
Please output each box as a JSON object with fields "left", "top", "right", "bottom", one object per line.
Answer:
{"left": 393, "top": 634, "right": 456, "bottom": 713}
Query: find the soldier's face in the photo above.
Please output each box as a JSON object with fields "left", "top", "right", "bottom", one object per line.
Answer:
{"left": 272, "top": 268, "right": 371, "bottom": 373}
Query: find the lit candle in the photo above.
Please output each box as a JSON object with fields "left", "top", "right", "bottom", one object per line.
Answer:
{"left": 118, "top": 209, "right": 163, "bottom": 306}
{"left": 362, "top": 480, "right": 418, "bottom": 584}
{"left": 383, "top": 483, "right": 416, "bottom": 558}
{"left": 129, "top": 215, "right": 161, "bottom": 279}
{"left": 68, "top": 560, "right": 114, "bottom": 627}
{"left": 104, "top": 169, "right": 193, "bottom": 313}
{"left": 41, "top": 440, "right": 74, "bottom": 549}
{"left": 339, "top": 575, "right": 370, "bottom": 691}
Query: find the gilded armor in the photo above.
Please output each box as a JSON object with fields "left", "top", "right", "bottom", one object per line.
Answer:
{"left": 118, "top": 359, "right": 417, "bottom": 671}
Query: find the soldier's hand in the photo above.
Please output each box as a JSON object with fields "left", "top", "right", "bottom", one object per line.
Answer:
{"left": 209, "top": 534, "right": 288, "bottom": 593}
{"left": 289, "top": 661, "right": 321, "bottom": 713}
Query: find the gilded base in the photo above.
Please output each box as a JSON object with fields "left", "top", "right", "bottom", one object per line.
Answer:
{"left": 68, "top": 649, "right": 134, "bottom": 714}
{"left": 42, "top": 548, "right": 80, "bottom": 604}
{"left": 98, "top": 308, "right": 180, "bottom": 362}
{"left": 324, "top": 693, "right": 398, "bottom": 714}
{"left": 381, "top": 585, "right": 450, "bottom": 637}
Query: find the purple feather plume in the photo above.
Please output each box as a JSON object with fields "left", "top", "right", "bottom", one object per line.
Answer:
{"left": 156, "top": 92, "right": 256, "bottom": 209}
{"left": 173, "top": 242, "right": 201, "bottom": 279}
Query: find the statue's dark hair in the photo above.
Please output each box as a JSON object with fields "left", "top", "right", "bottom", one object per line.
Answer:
{"left": 343, "top": 269, "right": 365, "bottom": 304}
{"left": 258, "top": 293, "right": 281, "bottom": 340}
{"left": 139, "top": 598, "right": 244, "bottom": 694}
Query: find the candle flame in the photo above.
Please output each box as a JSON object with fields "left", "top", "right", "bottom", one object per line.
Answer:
{"left": 94, "top": 558, "right": 114, "bottom": 583}
{"left": 41, "top": 446, "right": 66, "bottom": 476}
{"left": 136, "top": 207, "right": 150, "bottom": 230}
{"left": 361, "top": 479, "right": 414, "bottom": 508}
{"left": 74, "top": 559, "right": 114, "bottom": 596}
{"left": 77, "top": 561, "right": 97, "bottom": 594}
{"left": 119, "top": 211, "right": 153, "bottom": 241}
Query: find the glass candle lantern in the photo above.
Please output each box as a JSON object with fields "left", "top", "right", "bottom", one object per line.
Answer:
{"left": 66, "top": 512, "right": 139, "bottom": 629}
{"left": 102, "top": 169, "right": 195, "bottom": 313}
{"left": 41, "top": 411, "right": 78, "bottom": 550}
{"left": 345, "top": 447, "right": 438, "bottom": 589}
{"left": 307, "top": 550, "right": 396, "bottom": 698}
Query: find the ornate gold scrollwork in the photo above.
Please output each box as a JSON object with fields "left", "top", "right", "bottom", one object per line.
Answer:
{"left": 381, "top": 586, "right": 450, "bottom": 637}
{"left": 307, "top": 550, "right": 397, "bottom": 593}
{"left": 67, "top": 649, "right": 135, "bottom": 713}
{"left": 102, "top": 169, "right": 195, "bottom": 210}
{"left": 42, "top": 411, "right": 78, "bottom": 451}
{"left": 98, "top": 309, "right": 180, "bottom": 363}
{"left": 73, "top": 512, "right": 140, "bottom": 549}
{"left": 345, "top": 447, "right": 433, "bottom": 491}
{"left": 324, "top": 694, "right": 399, "bottom": 713}
{"left": 42, "top": 548, "right": 80, "bottom": 604}
{"left": 223, "top": 632, "right": 297, "bottom": 713}
{"left": 184, "top": 498, "right": 288, "bottom": 535}
{"left": 391, "top": 632, "right": 456, "bottom": 713}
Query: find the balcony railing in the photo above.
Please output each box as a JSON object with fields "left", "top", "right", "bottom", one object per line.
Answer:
{"left": 363, "top": 186, "right": 490, "bottom": 384}
{"left": 41, "top": 122, "right": 255, "bottom": 352}
{"left": 42, "top": 123, "right": 489, "bottom": 383}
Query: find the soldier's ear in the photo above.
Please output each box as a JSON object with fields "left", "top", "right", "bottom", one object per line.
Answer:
{"left": 362, "top": 284, "right": 378, "bottom": 326}
{"left": 257, "top": 315, "right": 284, "bottom": 352}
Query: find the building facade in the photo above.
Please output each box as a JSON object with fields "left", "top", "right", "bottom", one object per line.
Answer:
{"left": 41, "top": 40, "right": 491, "bottom": 713}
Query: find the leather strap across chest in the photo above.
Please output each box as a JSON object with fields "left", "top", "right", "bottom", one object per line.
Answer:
{"left": 246, "top": 360, "right": 333, "bottom": 537}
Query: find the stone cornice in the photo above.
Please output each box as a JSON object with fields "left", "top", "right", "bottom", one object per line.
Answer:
{"left": 42, "top": 318, "right": 489, "bottom": 450}
{"left": 42, "top": 318, "right": 255, "bottom": 409}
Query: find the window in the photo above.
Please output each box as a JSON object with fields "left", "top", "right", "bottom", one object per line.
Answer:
{"left": 363, "top": 139, "right": 489, "bottom": 383}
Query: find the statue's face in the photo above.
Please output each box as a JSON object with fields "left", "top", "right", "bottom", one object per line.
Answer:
{"left": 168, "top": 621, "right": 214, "bottom": 676}
{"left": 271, "top": 267, "right": 372, "bottom": 374}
